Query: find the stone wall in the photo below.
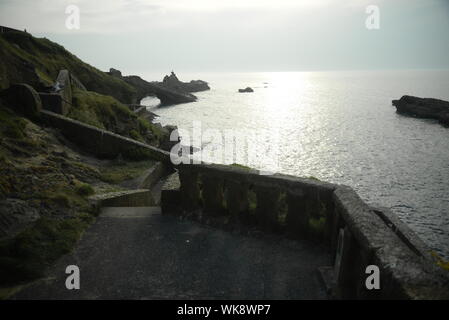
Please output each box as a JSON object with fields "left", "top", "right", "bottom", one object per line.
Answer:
{"left": 39, "top": 93, "right": 64, "bottom": 115}
{"left": 40, "top": 110, "right": 171, "bottom": 163}
{"left": 161, "top": 163, "right": 449, "bottom": 300}
{"left": 0, "top": 83, "right": 42, "bottom": 118}
{"left": 0, "top": 26, "right": 24, "bottom": 33}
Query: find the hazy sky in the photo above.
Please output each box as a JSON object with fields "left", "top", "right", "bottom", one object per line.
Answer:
{"left": 1, "top": 0, "right": 449, "bottom": 74}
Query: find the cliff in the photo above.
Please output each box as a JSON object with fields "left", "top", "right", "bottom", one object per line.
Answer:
{"left": 0, "top": 31, "right": 137, "bottom": 104}
{"left": 392, "top": 95, "right": 449, "bottom": 127}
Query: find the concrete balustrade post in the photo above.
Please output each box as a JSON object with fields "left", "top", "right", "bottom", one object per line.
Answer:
{"left": 226, "top": 180, "right": 249, "bottom": 220}
{"left": 179, "top": 167, "right": 200, "bottom": 210}
{"left": 286, "top": 189, "right": 309, "bottom": 239}
{"left": 202, "top": 175, "right": 224, "bottom": 215}
{"left": 333, "top": 227, "right": 365, "bottom": 299}
{"left": 255, "top": 186, "right": 280, "bottom": 232}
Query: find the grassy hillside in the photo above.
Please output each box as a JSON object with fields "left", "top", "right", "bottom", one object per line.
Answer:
{"left": 0, "top": 31, "right": 169, "bottom": 149}
{"left": 68, "top": 88, "right": 164, "bottom": 148}
{"left": 0, "top": 98, "right": 160, "bottom": 293}
{"left": 0, "top": 31, "right": 136, "bottom": 103}
{"left": 0, "top": 98, "right": 96, "bottom": 287}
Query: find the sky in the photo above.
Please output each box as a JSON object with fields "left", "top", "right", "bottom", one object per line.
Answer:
{"left": 1, "top": 0, "right": 449, "bottom": 75}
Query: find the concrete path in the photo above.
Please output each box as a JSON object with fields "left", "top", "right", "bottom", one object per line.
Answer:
{"left": 13, "top": 207, "right": 330, "bottom": 299}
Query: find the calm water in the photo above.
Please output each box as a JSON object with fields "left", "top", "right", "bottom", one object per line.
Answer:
{"left": 141, "top": 70, "right": 449, "bottom": 259}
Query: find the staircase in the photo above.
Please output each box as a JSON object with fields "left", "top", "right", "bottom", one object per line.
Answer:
{"left": 12, "top": 203, "right": 330, "bottom": 299}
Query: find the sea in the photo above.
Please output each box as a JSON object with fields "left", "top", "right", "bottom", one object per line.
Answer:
{"left": 141, "top": 69, "right": 449, "bottom": 260}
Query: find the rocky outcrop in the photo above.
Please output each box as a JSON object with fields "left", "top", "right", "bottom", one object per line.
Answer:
{"left": 108, "top": 68, "right": 122, "bottom": 78}
{"left": 108, "top": 69, "right": 197, "bottom": 106}
{"left": 160, "top": 71, "right": 210, "bottom": 93}
{"left": 392, "top": 95, "right": 449, "bottom": 127}
{"left": 440, "top": 112, "right": 449, "bottom": 126}
{"left": 0, "top": 199, "right": 40, "bottom": 239}
{"left": 238, "top": 87, "right": 254, "bottom": 93}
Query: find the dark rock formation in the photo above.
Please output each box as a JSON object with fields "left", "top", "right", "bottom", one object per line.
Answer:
{"left": 108, "top": 68, "right": 197, "bottom": 106}
{"left": 160, "top": 71, "right": 210, "bottom": 93}
{"left": 238, "top": 87, "right": 254, "bottom": 93}
{"left": 0, "top": 199, "right": 40, "bottom": 239}
{"left": 440, "top": 112, "right": 449, "bottom": 126}
{"left": 392, "top": 95, "right": 449, "bottom": 127}
{"left": 109, "top": 68, "right": 122, "bottom": 78}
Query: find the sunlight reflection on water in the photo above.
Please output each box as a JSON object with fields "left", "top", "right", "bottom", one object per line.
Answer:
{"left": 142, "top": 70, "right": 449, "bottom": 259}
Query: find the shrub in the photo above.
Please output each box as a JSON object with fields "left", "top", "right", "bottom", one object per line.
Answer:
{"left": 75, "top": 183, "right": 95, "bottom": 197}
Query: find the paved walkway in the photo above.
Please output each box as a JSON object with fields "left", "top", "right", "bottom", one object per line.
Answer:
{"left": 13, "top": 207, "right": 330, "bottom": 299}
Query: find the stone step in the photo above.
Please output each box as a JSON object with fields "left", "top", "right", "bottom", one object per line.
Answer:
{"left": 100, "top": 206, "right": 161, "bottom": 218}
{"left": 89, "top": 189, "right": 154, "bottom": 209}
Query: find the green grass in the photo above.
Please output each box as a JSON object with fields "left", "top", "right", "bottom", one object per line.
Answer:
{"left": 138, "top": 118, "right": 163, "bottom": 142}
{"left": 0, "top": 213, "right": 95, "bottom": 285}
{"left": 75, "top": 182, "right": 95, "bottom": 197}
{"left": 69, "top": 88, "right": 163, "bottom": 147}
{"left": 0, "top": 103, "right": 28, "bottom": 140}
{"left": 69, "top": 88, "right": 136, "bottom": 130}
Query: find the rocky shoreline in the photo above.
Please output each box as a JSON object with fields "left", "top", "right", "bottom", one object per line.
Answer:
{"left": 108, "top": 69, "right": 209, "bottom": 106}
{"left": 392, "top": 95, "right": 449, "bottom": 127}
{"left": 159, "top": 71, "right": 210, "bottom": 93}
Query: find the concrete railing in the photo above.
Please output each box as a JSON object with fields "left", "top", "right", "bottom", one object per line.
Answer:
{"left": 70, "top": 73, "right": 86, "bottom": 91}
{"left": 1, "top": 79, "right": 171, "bottom": 165}
{"left": 162, "top": 163, "right": 449, "bottom": 299}
{"left": 0, "top": 26, "right": 24, "bottom": 34}
{"left": 39, "top": 69, "right": 73, "bottom": 116}
{"left": 41, "top": 110, "right": 171, "bottom": 163}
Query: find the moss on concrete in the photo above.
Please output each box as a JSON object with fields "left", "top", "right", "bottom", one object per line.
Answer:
{"left": 231, "top": 163, "right": 251, "bottom": 170}
{"left": 431, "top": 252, "right": 449, "bottom": 272}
